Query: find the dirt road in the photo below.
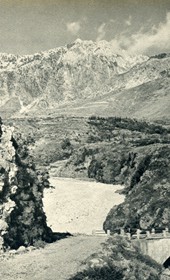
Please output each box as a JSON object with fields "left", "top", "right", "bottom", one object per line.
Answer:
{"left": 0, "top": 235, "right": 107, "bottom": 280}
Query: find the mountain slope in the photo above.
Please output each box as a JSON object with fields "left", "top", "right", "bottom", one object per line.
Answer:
{"left": 0, "top": 39, "right": 169, "bottom": 119}
{"left": 42, "top": 76, "right": 169, "bottom": 121}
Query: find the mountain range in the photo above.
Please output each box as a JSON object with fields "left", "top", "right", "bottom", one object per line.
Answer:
{"left": 0, "top": 39, "right": 169, "bottom": 120}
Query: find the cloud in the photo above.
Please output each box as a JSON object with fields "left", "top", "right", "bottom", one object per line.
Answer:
{"left": 96, "top": 23, "right": 106, "bottom": 41}
{"left": 125, "top": 15, "right": 132, "bottom": 26}
{"left": 66, "top": 21, "right": 81, "bottom": 35}
{"left": 110, "top": 12, "right": 170, "bottom": 55}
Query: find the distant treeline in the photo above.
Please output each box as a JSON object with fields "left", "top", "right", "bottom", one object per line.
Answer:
{"left": 88, "top": 116, "right": 170, "bottom": 135}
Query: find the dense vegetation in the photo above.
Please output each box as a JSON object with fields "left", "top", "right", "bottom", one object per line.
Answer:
{"left": 69, "top": 236, "right": 161, "bottom": 280}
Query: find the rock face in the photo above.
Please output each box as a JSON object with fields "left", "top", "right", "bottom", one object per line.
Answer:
{"left": 0, "top": 118, "right": 51, "bottom": 249}
{"left": 103, "top": 145, "right": 170, "bottom": 233}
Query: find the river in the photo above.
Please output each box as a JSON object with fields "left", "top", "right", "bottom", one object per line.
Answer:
{"left": 43, "top": 177, "right": 125, "bottom": 235}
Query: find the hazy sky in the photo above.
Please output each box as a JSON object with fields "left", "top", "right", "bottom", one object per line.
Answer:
{"left": 0, "top": 0, "right": 170, "bottom": 55}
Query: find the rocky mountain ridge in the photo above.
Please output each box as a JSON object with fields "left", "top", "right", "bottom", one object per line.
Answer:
{"left": 1, "top": 39, "right": 169, "bottom": 119}
{"left": 0, "top": 39, "right": 147, "bottom": 72}
{"left": 0, "top": 39, "right": 170, "bottom": 117}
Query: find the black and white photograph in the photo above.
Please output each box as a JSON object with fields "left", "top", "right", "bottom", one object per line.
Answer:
{"left": 0, "top": 0, "right": 170, "bottom": 279}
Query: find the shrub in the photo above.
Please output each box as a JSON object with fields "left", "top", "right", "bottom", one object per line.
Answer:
{"left": 69, "top": 236, "right": 161, "bottom": 280}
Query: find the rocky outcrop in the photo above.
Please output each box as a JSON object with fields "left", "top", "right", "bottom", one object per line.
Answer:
{"left": 0, "top": 119, "right": 52, "bottom": 249}
{"left": 103, "top": 144, "right": 170, "bottom": 233}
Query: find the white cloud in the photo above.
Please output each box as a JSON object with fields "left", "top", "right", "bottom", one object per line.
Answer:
{"left": 110, "top": 12, "right": 170, "bottom": 55}
{"left": 66, "top": 21, "right": 81, "bottom": 35}
{"left": 96, "top": 23, "right": 106, "bottom": 41}
{"left": 125, "top": 15, "right": 132, "bottom": 26}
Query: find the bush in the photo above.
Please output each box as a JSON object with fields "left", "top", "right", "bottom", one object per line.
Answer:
{"left": 69, "top": 236, "right": 161, "bottom": 280}
{"left": 70, "top": 266, "right": 124, "bottom": 280}
{"left": 61, "top": 138, "right": 71, "bottom": 150}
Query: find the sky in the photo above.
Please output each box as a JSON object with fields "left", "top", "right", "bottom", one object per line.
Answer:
{"left": 0, "top": 0, "right": 170, "bottom": 55}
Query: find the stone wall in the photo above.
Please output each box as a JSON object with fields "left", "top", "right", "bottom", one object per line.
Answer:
{"left": 0, "top": 120, "right": 52, "bottom": 249}
{"left": 133, "top": 238, "right": 170, "bottom": 264}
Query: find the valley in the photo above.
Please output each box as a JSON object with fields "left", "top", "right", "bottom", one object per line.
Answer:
{"left": 4, "top": 114, "right": 170, "bottom": 234}
{"left": 0, "top": 39, "right": 170, "bottom": 279}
